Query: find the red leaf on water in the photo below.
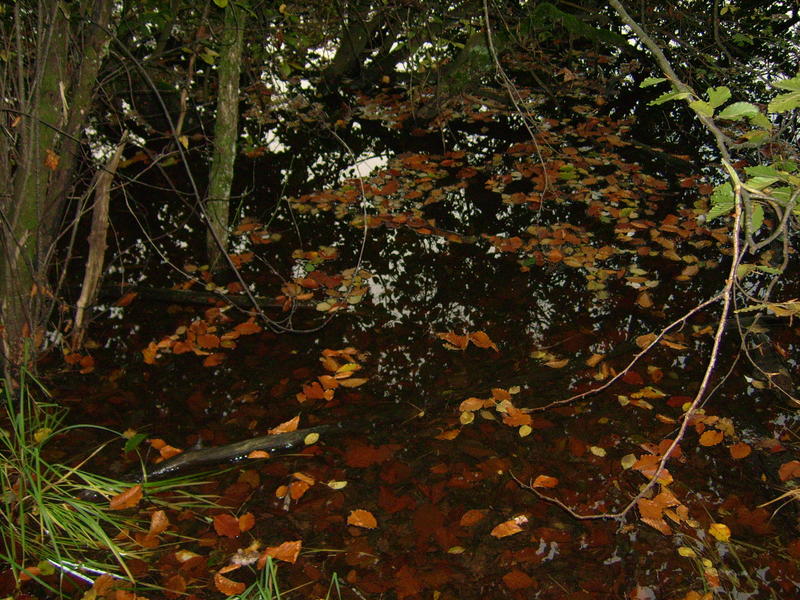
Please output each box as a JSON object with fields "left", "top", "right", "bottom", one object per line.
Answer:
{"left": 109, "top": 484, "right": 142, "bottom": 510}
{"left": 213, "top": 514, "right": 241, "bottom": 538}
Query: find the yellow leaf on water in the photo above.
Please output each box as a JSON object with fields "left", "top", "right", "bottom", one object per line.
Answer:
{"left": 708, "top": 522, "right": 731, "bottom": 542}
{"left": 544, "top": 358, "right": 569, "bottom": 368}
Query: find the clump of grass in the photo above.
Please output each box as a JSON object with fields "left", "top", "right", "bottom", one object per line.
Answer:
{"left": 0, "top": 369, "right": 212, "bottom": 597}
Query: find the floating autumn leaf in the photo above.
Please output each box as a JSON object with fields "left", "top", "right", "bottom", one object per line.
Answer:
{"left": 247, "top": 450, "right": 269, "bottom": 459}
{"left": 459, "top": 397, "right": 485, "bottom": 412}
{"left": 238, "top": 513, "right": 255, "bottom": 533}
{"left": 437, "top": 332, "right": 469, "bottom": 350}
{"left": 258, "top": 540, "right": 303, "bottom": 569}
{"left": 459, "top": 509, "right": 487, "bottom": 527}
{"left": 114, "top": 291, "right": 138, "bottom": 307}
{"left": 544, "top": 358, "right": 569, "bottom": 368}
{"left": 503, "top": 569, "right": 535, "bottom": 590}
{"left": 347, "top": 509, "right": 378, "bottom": 529}
{"left": 531, "top": 475, "right": 558, "bottom": 488}
{"left": 289, "top": 480, "right": 311, "bottom": 500}
{"left": 778, "top": 460, "right": 800, "bottom": 482}
{"left": 214, "top": 571, "right": 245, "bottom": 596}
{"left": 635, "top": 333, "right": 657, "bottom": 349}
{"left": 234, "top": 320, "right": 262, "bottom": 335}
{"left": 148, "top": 510, "right": 170, "bottom": 536}
{"left": 203, "top": 353, "right": 226, "bottom": 367}
{"left": 339, "top": 377, "right": 368, "bottom": 388}
{"left": 585, "top": 353, "right": 604, "bottom": 367}
{"left": 435, "top": 429, "right": 460, "bottom": 440}
{"left": 490, "top": 515, "right": 527, "bottom": 538}
{"left": 304, "top": 432, "right": 320, "bottom": 445}
{"left": 620, "top": 454, "right": 637, "bottom": 469}
{"left": 708, "top": 522, "right": 731, "bottom": 542}
{"left": 637, "top": 497, "right": 671, "bottom": 535}
{"left": 269, "top": 415, "right": 299, "bottom": 434}
{"left": 109, "top": 484, "right": 142, "bottom": 510}
{"left": 469, "top": 331, "right": 499, "bottom": 351}
{"left": 214, "top": 513, "right": 241, "bottom": 538}
{"left": 699, "top": 429, "right": 724, "bottom": 447}
{"left": 728, "top": 442, "right": 752, "bottom": 459}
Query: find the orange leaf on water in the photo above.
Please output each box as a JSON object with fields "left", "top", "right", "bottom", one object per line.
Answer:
{"left": 289, "top": 480, "right": 310, "bottom": 500}
{"left": 338, "top": 377, "right": 368, "bottom": 388}
{"left": 260, "top": 540, "right": 302, "bottom": 565}
{"left": 435, "top": 429, "right": 460, "bottom": 440}
{"left": 269, "top": 415, "right": 300, "bottom": 434}
{"left": 203, "top": 353, "right": 226, "bottom": 367}
{"left": 490, "top": 517, "right": 526, "bottom": 538}
{"left": 699, "top": 429, "right": 724, "bottom": 447}
{"left": 778, "top": 460, "right": 800, "bottom": 482}
{"left": 469, "top": 331, "right": 499, "bottom": 351}
{"left": 459, "top": 397, "right": 485, "bottom": 412}
{"left": 109, "top": 485, "right": 142, "bottom": 510}
{"left": 531, "top": 475, "right": 558, "bottom": 489}
{"left": 238, "top": 513, "right": 255, "bottom": 532}
{"left": 234, "top": 320, "right": 262, "bottom": 335}
{"left": 347, "top": 509, "right": 378, "bottom": 529}
{"left": 729, "top": 442, "right": 752, "bottom": 459}
{"left": 247, "top": 450, "right": 269, "bottom": 459}
{"left": 197, "top": 333, "right": 220, "bottom": 349}
{"left": 437, "top": 332, "right": 469, "bottom": 350}
{"left": 114, "top": 291, "right": 138, "bottom": 307}
{"left": 214, "top": 571, "right": 245, "bottom": 596}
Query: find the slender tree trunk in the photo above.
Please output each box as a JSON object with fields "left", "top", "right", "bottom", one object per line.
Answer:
{"left": 206, "top": 3, "right": 245, "bottom": 272}
{"left": 0, "top": 0, "right": 113, "bottom": 371}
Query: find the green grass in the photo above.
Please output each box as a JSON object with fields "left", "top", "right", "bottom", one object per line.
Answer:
{"left": 0, "top": 369, "right": 214, "bottom": 597}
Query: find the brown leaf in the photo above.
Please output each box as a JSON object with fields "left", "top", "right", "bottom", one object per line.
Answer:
{"left": 503, "top": 569, "right": 535, "bottom": 590}
{"left": 459, "top": 509, "right": 486, "bottom": 527}
{"left": 213, "top": 513, "right": 241, "bottom": 538}
{"left": 148, "top": 510, "right": 170, "bottom": 536}
{"left": 109, "top": 484, "right": 142, "bottom": 510}
{"left": 203, "top": 353, "right": 226, "bottom": 367}
{"left": 459, "top": 397, "right": 485, "bottom": 412}
{"left": 437, "top": 332, "right": 469, "bottom": 350}
{"left": 347, "top": 509, "right": 378, "bottom": 529}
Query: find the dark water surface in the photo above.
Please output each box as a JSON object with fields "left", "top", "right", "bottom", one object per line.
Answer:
{"left": 53, "top": 101, "right": 800, "bottom": 599}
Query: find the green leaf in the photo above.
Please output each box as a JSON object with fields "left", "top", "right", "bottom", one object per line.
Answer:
{"left": 648, "top": 91, "right": 691, "bottom": 106}
{"left": 706, "top": 86, "right": 731, "bottom": 108}
{"left": 748, "top": 112, "right": 773, "bottom": 130}
{"left": 717, "top": 102, "right": 760, "bottom": 121}
{"left": 213, "top": 0, "right": 228, "bottom": 6}
{"left": 689, "top": 100, "right": 714, "bottom": 118}
{"left": 772, "top": 76, "right": 800, "bottom": 92}
{"left": 773, "top": 160, "right": 797, "bottom": 173}
{"left": 746, "top": 176, "right": 780, "bottom": 190}
{"left": 707, "top": 183, "right": 734, "bottom": 221}
{"left": 745, "top": 165, "right": 781, "bottom": 178}
{"left": 640, "top": 77, "right": 666, "bottom": 88}
{"left": 749, "top": 203, "right": 764, "bottom": 232}
{"left": 736, "top": 263, "right": 756, "bottom": 279}
{"left": 768, "top": 91, "right": 800, "bottom": 113}
{"left": 742, "top": 130, "right": 770, "bottom": 144}
{"left": 124, "top": 433, "right": 148, "bottom": 453}
{"left": 756, "top": 265, "right": 782, "bottom": 275}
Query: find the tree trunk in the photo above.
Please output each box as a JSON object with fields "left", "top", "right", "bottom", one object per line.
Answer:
{"left": 0, "top": 0, "right": 113, "bottom": 371}
{"left": 206, "top": 3, "right": 246, "bottom": 272}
